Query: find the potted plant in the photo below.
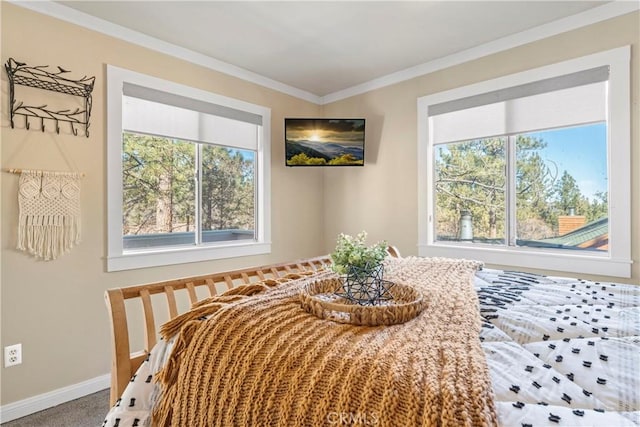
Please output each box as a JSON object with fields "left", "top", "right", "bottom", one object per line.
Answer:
{"left": 330, "top": 231, "right": 390, "bottom": 305}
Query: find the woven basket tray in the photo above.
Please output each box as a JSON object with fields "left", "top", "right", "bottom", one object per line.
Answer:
{"left": 300, "top": 277, "right": 425, "bottom": 326}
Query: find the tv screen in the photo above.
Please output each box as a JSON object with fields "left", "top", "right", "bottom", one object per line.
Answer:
{"left": 285, "top": 118, "right": 365, "bottom": 166}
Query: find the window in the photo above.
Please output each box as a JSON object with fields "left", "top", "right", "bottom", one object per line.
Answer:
{"left": 107, "top": 66, "right": 271, "bottom": 271}
{"left": 418, "top": 47, "right": 630, "bottom": 278}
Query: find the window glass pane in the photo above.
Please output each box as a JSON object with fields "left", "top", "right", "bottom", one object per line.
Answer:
{"left": 201, "top": 145, "right": 256, "bottom": 243}
{"left": 434, "top": 138, "right": 506, "bottom": 244}
{"left": 122, "top": 132, "right": 196, "bottom": 249}
{"left": 516, "top": 123, "right": 608, "bottom": 252}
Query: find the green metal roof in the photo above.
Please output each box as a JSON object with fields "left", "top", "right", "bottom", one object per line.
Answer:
{"left": 517, "top": 217, "right": 608, "bottom": 249}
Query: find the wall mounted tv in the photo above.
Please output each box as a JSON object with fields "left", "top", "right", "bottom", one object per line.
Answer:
{"left": 285, "top": 118, "right": 365, "bottom": 166}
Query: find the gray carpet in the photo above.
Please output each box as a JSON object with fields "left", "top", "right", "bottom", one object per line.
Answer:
{"left": 1, "top": 389, "right": 110, "bottom": 427}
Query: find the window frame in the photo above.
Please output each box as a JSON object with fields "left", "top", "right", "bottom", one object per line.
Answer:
{"left": 107, "top": 65, "right": 271, "bottom": 272}
{"left": 417, "top": 46, "right": 631, "bottom": 278}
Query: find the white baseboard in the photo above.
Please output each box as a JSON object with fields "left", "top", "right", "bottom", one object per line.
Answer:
{"left": 0, "top": 373, "right": 110, "bottom": 423}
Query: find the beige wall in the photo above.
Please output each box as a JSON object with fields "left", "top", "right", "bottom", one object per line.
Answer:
{"left": 322, "top": 11, "right": 640, "bottom": 284}
{"left": 0, "top": 3, "right": 323, "bottom": 405}
{"left": 1, "top": 2, "right": 638, "bottom": 410}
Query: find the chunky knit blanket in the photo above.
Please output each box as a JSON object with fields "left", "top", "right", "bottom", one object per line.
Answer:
{"left": 152, "top": 257, "right": 497, "bottom": 426}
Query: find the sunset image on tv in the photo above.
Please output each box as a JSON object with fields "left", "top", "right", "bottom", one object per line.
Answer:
{"left": 285, "top": 118, "right": 365, "bottom": 166}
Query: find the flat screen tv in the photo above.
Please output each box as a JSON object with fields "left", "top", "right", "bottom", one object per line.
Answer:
{"left": 285, "top": 118, "right": 365, "bottom": 166}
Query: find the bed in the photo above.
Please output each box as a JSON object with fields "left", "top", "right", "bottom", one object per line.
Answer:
{"left": 102, "top": 250, "right": 639, "bottom": 426}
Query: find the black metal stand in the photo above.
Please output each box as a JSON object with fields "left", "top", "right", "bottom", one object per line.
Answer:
{"left": 5, "top": 58, "right": 95, "bottom": 137}
{"left": 335, "top": 262, "right": 395, "bottom": 306}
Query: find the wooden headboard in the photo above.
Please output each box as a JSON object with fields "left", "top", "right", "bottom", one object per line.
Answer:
{"left": 104, "top": 247, "right": 401, "bottom": 405}
{"left": 104, "top": 255, "right": 332, "bottom": 405}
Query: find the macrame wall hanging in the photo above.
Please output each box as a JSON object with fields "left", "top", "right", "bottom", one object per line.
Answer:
{"left": 13, "top": 169, "right": 83, "bottom": 260}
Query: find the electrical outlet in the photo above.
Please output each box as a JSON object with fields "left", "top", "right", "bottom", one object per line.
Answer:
{"left": 4, "top": 344, "right": 22, "bottom": 367}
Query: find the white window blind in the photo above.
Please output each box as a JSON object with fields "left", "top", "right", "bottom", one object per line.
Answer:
{"left": 123, "top": 83, "right": 260, "bottom": 150}
{"left": 429, "top": 66, "right": 608, "bottom": 145}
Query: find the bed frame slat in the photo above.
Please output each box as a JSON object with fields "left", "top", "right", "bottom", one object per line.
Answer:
{"left": 223, "top": 275, "right": 234, "bottom": 290}
{"left": 139, "top": 290, "right": 157, "bottom": 351}
{"left": 164, "top": 286, "right": 179, "bottom": 319}
{"left": 205, "top": 278, "right": 217, "bottom": 297}
{"left": 185, "top": 282, "right": 197, "bottom": 304}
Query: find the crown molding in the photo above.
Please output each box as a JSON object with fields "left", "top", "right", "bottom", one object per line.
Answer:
{"left": 9, "top": 1, "right": 638, "bottom": 106}
{"left": 320, "top": 1, "right": 640, "bottom": 104}
{"left": 7, "top": 0, "right": 323, "bottom": 105}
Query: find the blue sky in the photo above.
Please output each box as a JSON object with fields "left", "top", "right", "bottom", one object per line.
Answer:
{"left": 527, "top": 123, "right": 607, "bottom": 200}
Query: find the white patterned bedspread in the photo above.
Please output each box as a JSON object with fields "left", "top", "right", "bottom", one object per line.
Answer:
{"left": 103, "top": 268, "right": 640, "bottom": 427}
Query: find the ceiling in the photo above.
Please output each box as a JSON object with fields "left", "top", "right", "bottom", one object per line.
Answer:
{"left": 55, "top": 1, "right": 613, "bottom": 98}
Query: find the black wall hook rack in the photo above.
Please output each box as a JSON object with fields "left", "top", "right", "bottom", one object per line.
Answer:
{"left": 5, "top": 58, "right": 95, "bottom": 138}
